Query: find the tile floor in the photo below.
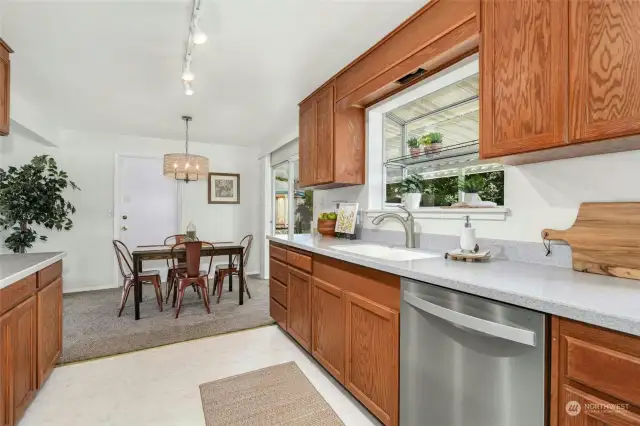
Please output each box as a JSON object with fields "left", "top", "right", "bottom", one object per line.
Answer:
{"left": 23, "top": 325, "right": 381, "bottom": 426}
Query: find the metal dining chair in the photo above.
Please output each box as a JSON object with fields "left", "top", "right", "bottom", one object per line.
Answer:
{"left": 170, "top": 241, "right": 215, "bottom": 318}
{"left": 113, "top": 240, "right": 163, "bottom": 317}
{"left": 164, "top": 234, "right": 188, "bottom": 303}
{"left": 211, "top": 235, "right": 253, "bottom": 303}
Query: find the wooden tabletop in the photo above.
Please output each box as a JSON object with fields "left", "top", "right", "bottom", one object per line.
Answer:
{"left": 132, "top": 243, "right": 243, "bottom": 255}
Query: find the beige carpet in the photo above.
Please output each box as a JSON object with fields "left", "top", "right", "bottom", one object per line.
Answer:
{"left": 199, "top": 362, "right": 344, "bottom": 426}
{"left": 61, "top": 276, "right": 274, "bottom": 364}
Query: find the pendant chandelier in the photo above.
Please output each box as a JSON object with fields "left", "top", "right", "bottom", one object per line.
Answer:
{"left": 163, "top": 116, "right": 209, "bottom": 183}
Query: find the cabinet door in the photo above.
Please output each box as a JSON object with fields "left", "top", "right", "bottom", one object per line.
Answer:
{"left": 9, "top": 296, "right": 37, "bottom": 424}
{"left": 560, "top": 385, "right": 640, "bottom": 425}
{"left": 481, "top": 0, "right": 566, "bottom": 158}
{"left": 37, "top": 277, "right": 62, "bottom": 388}
{"left": 0, "top": 313, "right": 10, "bottom": 426}
{"left": 313, "top": 85, "right": 334, "bottom": 185}
{"left": 287, "top": 268, "right": 311, "bottom": 350}
{"left": 298, "top": 99, "right": 316, "bottom": 188}
{"left": 311, "top": 278, "right": 344, "bottom": 383}
{"left": 344, "top": 292, "right": 399, "bottom": 426}
{"left": 0, "top": 50, "right": 8, "bottom": 136}
{"left": 569, "top": 0, "right": 640, "bottom": 143}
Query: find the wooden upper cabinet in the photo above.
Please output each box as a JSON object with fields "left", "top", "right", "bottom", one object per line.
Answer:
{"left": 313, "top": 85, "right": 334, "bottom": 185}
{"left": 287, "top": 267, "right": 312, "bottom": 350}
{"left": 37, "top": 277, "right": 62, "bottom": 388}
{"left": 480, "top": 0, "right": 567, "bottom": 158}
{"left": 0, "top": 39, "right": 12, "bottom": 137}
{"left": 298, "top": 99, "right": 316, "bottom": 188}
{"left": 311, "top": 277, "right": 344, "bottom": 384}
{"left": 344, "top": 291, "right": 399, "bottom": 426}
{"left": 569, "top": 0, "right": 640, "bottom": 143}
{"left": 298, "top": 82, "right": 342, "bottom": 188}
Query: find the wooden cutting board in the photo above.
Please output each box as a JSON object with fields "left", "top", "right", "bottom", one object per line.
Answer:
{"left": 542, "top": 202, "right": 640, "bottom": 280}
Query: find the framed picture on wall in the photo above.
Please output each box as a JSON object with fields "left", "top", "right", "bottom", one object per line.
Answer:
{"left": 208, "top": 173, "right": 240, "bottom": 204}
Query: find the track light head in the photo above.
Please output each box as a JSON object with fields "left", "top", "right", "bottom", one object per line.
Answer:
{"left": 181, "top": 66, "right": 194, "bottom": 82}
{"left": 193, "top": 24, "right": 208, "bottom": 45}
{"left": 184, "top": 83, "right": 194, "bottom": 96}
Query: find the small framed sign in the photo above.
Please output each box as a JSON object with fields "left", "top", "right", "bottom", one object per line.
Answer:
{"left": 335, "top": 202, "right": 359, "bottom": 239}
{"left": 208, "top": 173, "right": 240, "bottom": 204}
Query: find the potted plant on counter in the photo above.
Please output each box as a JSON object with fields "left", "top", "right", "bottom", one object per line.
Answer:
{"left": 317, "top": 212, "right": 338, "bottom": 237}
{"left": 407, "top": 137, "right": 421, "bottom": 158}
{"left": 399, "top": 174, "right": 426, "bottom": 209}
{"left": 460, "top": 174, "right": 486, "bottom": 204}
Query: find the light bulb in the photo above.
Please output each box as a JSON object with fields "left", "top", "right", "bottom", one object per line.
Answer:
{"left": 195, "top": 164, "right": 199, "bottom": 170}
{"left": 184, "top": 83, "right": 194, "bottom": 96}
{"left": 181, "top": 66, "right": 194, "bottom": 82}
{"left": 193, "top": 25, "right": 208, "bottom": 44}
{"left": 173, "top": 163, "right": 178, "bottom": 169}
{"left": 185, "top": 163, "right": 190, "bottom": 169}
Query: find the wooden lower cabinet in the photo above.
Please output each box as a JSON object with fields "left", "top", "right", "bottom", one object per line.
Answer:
{"left": 3, "top": 297, "right": 37, "bottom": 426}
{"left": 560, "top": 385, "right": 640, "bottom": 426}
{"left": 287, "top": 267, "right": 312, "bottom": 350}
{"left": 344, "top": 291, "right": 399, "bottom": 426}
{"left": 552, "top": 316, "right": 640, "bottom": 425}
{"left": 36, "top": 278, "right": 62, "bottom": 387}
{"left": 0, "top": 312, "right": 9, "bottom": 426}
{"left": 311, "top": 278, "right": 344, "bottom": 384}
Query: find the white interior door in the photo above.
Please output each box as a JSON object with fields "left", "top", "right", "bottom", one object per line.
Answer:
{"left": 116, "top": 155, "right": 179, "bottom": 280}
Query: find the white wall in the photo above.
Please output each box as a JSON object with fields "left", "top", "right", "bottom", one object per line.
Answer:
{"left": 314, "top": 150, "right": 640, "bottom": 243}
{"left": 0, "top": 128, "right": 260, "bottom": 292}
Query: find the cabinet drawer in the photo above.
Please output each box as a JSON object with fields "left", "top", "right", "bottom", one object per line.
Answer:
{"left": 287, "top": 250, "right": 312, "bottom": 273}
{"left": 0, "top": 274, "right": 37, "bottom": 315}
{"left": 270, "top": 298, "right": 287, "bottom": 330}
{"left": 37, "top": 261, "right": 62, "bottom": 289}
{"left": 270, "top": 278, "right": 287, "bottom": 308}
{"left": 270, "top": 259, "right": 288, "bottom": 284}
{"left": 270, "top": 244, "right": 287, "bottom": 262}
{"left": 561, "top": 318, "right": 640, "bottom": 407}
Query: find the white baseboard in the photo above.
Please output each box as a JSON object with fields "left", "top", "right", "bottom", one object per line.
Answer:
{"left": 64, "top": 284, "right": 119, "bottom": 294}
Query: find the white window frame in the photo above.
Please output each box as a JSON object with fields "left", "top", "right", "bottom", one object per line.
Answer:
{"left": 365, "top": 54, "right": 509, "bottom": 221}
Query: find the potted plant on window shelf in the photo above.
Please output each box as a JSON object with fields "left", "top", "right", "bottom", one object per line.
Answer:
{"left": 429, "top": 132, "right": 443, "bottom": 151}
{"left": 460, "top": 174, "right": 486, "bottom": 204}
{"left": 420, "top": 134, "right": 433, "bottom": 153}
{"left": 317, "top": 212, "right": 338, "bottom": 237}
{"left": 407, "top": 137, "right": 421, "bottom": 158}
{"left": 399, "top": 174, "right": 426, "bottom": 209}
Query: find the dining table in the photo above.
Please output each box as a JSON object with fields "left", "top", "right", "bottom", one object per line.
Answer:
{"left": 131, "top": 242, "right": 245, "bottom": 320}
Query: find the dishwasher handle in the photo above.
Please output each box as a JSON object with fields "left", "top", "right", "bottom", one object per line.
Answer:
{"left": 403, "top": 291, "right": 537, "bottom": 347}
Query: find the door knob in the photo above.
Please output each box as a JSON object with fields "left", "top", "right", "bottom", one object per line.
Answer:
{"left": 122, "top": 215, "right": 128, "bottom": 220}
{"left": 121, "top": 226, "right": 128, "bottom": 231}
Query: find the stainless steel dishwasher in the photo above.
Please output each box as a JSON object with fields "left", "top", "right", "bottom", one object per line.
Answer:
{"left": 400, "top": 278, "right": 546, "bottom": 426}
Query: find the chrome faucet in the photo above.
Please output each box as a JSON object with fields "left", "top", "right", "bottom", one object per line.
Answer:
{"left": 372, "top": 206, "right": 416, "bottom": 248}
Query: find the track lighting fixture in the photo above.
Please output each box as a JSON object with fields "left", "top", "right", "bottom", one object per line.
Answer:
{"left": 181, "top": 0, "right": 206, "bottom": 95}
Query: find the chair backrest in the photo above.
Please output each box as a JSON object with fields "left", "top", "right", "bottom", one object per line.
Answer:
{"left": 240, "top": 234, "right": 253, "bottom": 268}
{"left": 171, "top": 241, "right": 215, "bottom": 278}
{"left": 113, "top": 240, "right": 133, "bottom": 278}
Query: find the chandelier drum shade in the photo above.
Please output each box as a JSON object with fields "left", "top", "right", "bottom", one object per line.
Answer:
{"left": 163, "top": 116, "right": 209, "bottom": 182}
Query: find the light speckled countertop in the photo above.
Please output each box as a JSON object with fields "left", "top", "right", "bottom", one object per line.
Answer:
{"left": 0, "top": 252, "right": 66, "bottom": 289}
{"left": 268, "top": 234, "right": 640, "bottom": 336}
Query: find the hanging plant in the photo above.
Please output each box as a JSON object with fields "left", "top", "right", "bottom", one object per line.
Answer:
{"left": 0, "top": 155, "right": 80, "bottom": 253}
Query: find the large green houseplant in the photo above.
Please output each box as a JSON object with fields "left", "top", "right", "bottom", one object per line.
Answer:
{"left": 0, "top": 155, "right": 80, "bottom": 253}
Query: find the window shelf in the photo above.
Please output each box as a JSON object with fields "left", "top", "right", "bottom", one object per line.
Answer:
{"left": 384, "top": 140, "right": 499, "bottom": 173}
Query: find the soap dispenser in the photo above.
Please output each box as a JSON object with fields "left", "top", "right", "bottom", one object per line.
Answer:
{"left": 460, "top": 215, "right": 477, "bottom": 253}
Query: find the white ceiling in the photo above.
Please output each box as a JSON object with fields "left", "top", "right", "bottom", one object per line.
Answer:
{"left": 2, "top": 0, "right": 424, "bottom": 147}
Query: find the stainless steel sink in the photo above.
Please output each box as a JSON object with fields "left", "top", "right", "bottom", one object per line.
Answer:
{"left": 330, "top": 244, "right": 439, "bottom": 261}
